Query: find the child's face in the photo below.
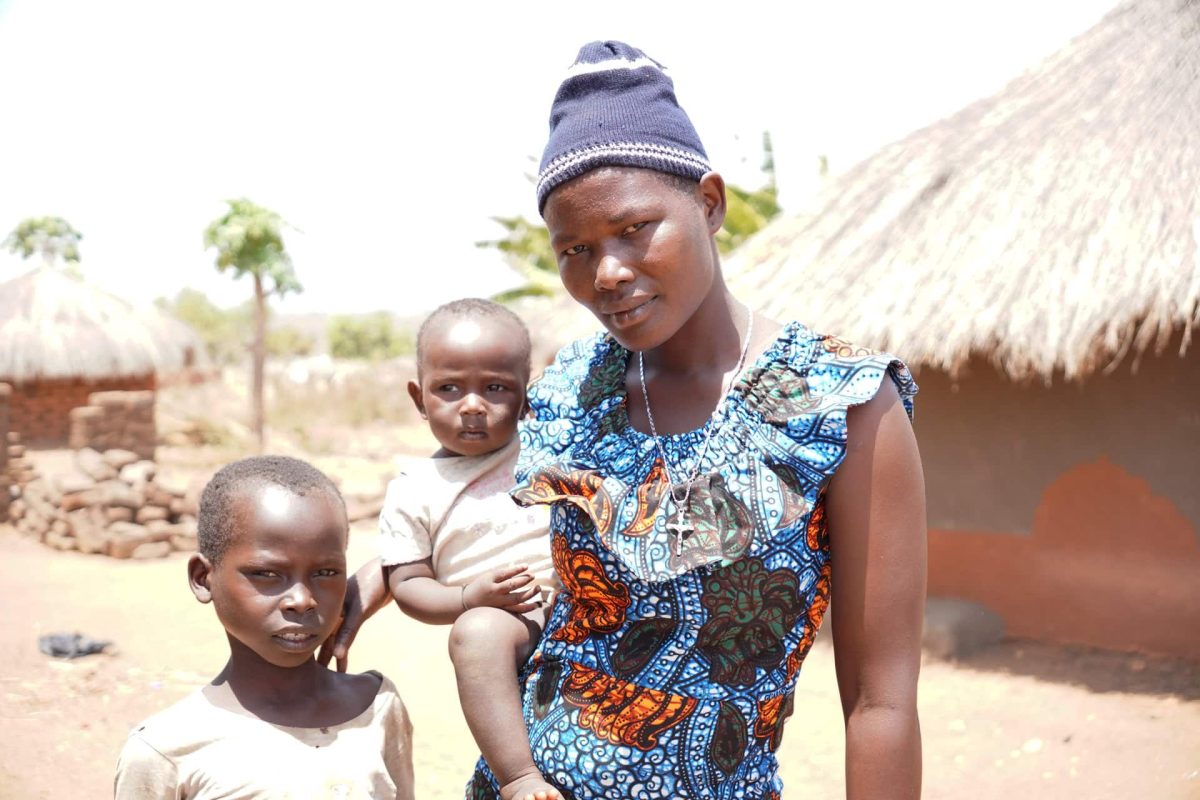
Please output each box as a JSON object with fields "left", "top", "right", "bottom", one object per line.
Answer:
{"left": 409, "top": 316, "right": 529, "bottom": 458}
{"left": 192, "top": 484, "right": 348, "bottom": 669}
{"left": 544, "top": 167, "right": 726, "bottom": 353}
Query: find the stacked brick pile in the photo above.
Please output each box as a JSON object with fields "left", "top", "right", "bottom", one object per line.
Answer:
{"left": 6, "top": 431, "right": 38, "bottom": 486}
{"left": 69, "top": 390, "right": 156, "bottom": 460}
{"left": 8, "top": 447, "right": 200, "bottom": 559}
{"left": 4, "top": 426, "right": 41, "bottom": 524}
{"left": 0, "top": 383, "right": 9, "bottom": 521}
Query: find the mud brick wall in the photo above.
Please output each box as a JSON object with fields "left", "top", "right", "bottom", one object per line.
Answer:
{"left": 8, "top": 374, "right": 156, "bottom": 445}
{"left": 69, "top": 390, "right": 157, "bottom": 460}
{"left": 0, "top": 383, "right": 9, "bottom": 521}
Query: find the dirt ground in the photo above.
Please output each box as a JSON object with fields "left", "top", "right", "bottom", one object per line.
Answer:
{"left": 2, "top": 401, "right": 1198, "bottom": 799}
{"left": 1, "top": 523, "right": 1197, "bottom": 799}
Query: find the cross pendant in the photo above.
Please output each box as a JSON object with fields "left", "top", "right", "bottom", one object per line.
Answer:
{"left": 666, "top": 514, "right": 694, "bottom": 557}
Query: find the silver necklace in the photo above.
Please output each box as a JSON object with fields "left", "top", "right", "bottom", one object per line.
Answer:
{"left": 637, "top": 309, "right": 754, "bottom": 557}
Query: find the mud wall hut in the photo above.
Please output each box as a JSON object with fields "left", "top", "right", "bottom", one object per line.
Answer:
{"left": 0, "top": 267, "right": 201, "bottom": 445}
{"left": 725, "top": 0, "right": 1200, "bottom": 657}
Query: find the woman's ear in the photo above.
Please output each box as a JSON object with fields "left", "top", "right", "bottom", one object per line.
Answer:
{"left": 188, "top": 554, "right": 214, "bottom": 603}
{"left": 698, "top": 171, "right": 727, "bottom": 235}
{"left": 407, "top": 380, "right": 427, "bottom": 419}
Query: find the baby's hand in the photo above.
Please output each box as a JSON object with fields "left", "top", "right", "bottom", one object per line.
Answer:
{"left": 464, "top": 565, "right": 541, "bottom": 614}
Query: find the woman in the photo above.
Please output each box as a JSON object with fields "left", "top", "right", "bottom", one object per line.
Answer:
{"left": 335, "top": 41, "right": 926, "bottom": 800}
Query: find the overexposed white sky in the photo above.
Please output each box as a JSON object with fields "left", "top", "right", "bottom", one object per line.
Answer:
{"left": 0, "top": 0, "right": 1117, "bottom": 315}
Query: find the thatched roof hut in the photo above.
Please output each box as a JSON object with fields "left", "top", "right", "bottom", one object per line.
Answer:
{"left": 0, "top": 266, "right": 203, "bottom": 446}
{"left": 726, "top": 0, "right": 1199, "bottom": 380}
{"left": 716, "top": 0, "right": 1200, "bottom": 659}
{"left": 0, "top": 266, "right": 201, "bottom": 383}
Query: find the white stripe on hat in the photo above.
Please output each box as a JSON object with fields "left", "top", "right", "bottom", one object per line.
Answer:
{"left": 563, "top": 56, "right": 666, "bottom": 78}
{"left": 537, "top": 141, "right": 711, "bottom": 196}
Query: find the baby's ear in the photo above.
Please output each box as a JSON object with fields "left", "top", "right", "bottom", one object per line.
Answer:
{"left": 407, "top": 380, "right": 427, "bottom": 419}
{"left": 188, "top": 554, "right": 214, "bottom": 603}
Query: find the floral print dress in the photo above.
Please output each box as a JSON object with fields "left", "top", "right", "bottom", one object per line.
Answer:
{"left": 467, "top": 321, "right": 917, "bottom": 800}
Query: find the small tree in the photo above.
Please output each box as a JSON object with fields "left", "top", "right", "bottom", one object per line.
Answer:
{"left": 4, "top": 216, "right": 83, "bottom": 270}
{"left": 714, "top": 132, "right": 781, "bottom": 254}
{"left": 328, "top": 313, "right": 413, "bottom": 360}
{"left": 476, "top": 216, "right": 559, "bottom": 303}
{"left": 157, "top": 288, "right": 254, "bottom": 365}
{"left": 267, "top": 326, "right": 317, "bottom": 359}
{"left": 203, "top": 199, "right": 301, "bottom": 450}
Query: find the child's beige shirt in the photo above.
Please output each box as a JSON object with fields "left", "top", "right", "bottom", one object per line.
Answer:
{"left": 114, "top": 673, "right": 414, "bottom": 799}
{"left": 378, "top": 439, "right": 556, "bottom": 597}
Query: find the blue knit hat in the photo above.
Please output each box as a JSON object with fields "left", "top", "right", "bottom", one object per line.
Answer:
{"left": 536, "top": 41, "right": 711, "bottom": 214}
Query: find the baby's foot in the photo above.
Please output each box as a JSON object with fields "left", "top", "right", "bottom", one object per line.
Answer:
{"left": 499, "top": 771, "right": 563, "bottom": 800}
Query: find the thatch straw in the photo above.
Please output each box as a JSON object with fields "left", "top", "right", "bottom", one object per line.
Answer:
{"left": 520, "top": 293, "right": 602, "bottom": 366}
{"left": 0, "top": 267, "right": 203, "bottom": 382}
{"left": 726, "top": 0, "right": 1200, "bottom": 380}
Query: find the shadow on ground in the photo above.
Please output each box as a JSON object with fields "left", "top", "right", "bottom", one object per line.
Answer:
{"left": 950, "top": 639, "right": 1200, "bottom": 700}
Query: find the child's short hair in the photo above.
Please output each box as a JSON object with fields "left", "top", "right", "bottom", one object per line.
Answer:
{"left": 198, "top": 455, "right": 346, "bottom": 563}
{"left": 415, "top": 298, "right": 532, "bottom": 378}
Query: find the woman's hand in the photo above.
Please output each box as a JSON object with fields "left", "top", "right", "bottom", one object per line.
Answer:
{"left": 319, "top": 557, "right": 391, "bottom": 673}
{"left": 463, "top": 565, "right": 542, "bottom": 614}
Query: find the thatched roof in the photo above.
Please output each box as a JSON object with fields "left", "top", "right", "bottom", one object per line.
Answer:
{"left": 520, "top": 294, "right": 601, "bottom": 368}
{"left": 0, "top": 267, "right": 203, "bottom": 382}
{"left": 726, "top": 0, "right": 1200, "bottom": 380}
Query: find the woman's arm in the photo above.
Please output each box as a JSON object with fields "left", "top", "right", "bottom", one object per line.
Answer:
{"left": 827, "top": 379, "right": 926, "bottom": 800}
{"left": 321, "top": 557, "right": 393, "bottom": 672}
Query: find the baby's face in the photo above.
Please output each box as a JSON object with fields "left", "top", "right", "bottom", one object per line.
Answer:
{"left": 206, "top": 485, "right": 348, "bottom": 668}
{"left": 410, "top": 317, "right": 529, "bottom": 458}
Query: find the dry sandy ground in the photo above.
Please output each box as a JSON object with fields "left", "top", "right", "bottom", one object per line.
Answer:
{"left": 1, "top": 527, "right": 1197, "bottom": 799}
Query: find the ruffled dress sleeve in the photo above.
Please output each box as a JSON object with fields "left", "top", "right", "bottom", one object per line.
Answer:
{"left": 514, "top": 333, "right": 617, "bottom": 485}
{"left": 737, "top": 325, "right": 918, "bottom": 505}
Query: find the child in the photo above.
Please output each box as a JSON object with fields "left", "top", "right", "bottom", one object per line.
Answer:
{"left": 114, "top": 456, "right": 415, "bottom": 800}
{"left": 327, "top": 299, "right": 560, "bottom": 799}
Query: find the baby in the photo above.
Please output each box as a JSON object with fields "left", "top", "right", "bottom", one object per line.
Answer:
{"left": 329, "top": 298, "right": 559, "bottom": 800}
{"left": 115, "top": 455, "right": 414, "bottom": 799}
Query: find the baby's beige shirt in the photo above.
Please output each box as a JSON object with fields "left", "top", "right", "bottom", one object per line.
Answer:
{"left": 378, "top": 439, "right": 556, "bottom": 598}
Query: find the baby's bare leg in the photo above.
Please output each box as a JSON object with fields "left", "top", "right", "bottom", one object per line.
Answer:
{"left": 448, "top": 607, "right": 561, "bottom": 800}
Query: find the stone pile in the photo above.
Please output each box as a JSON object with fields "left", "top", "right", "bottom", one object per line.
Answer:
{"left": 0, "top": 383, "right": 10, "bottom": 521}
{"left": 69, "top": 390, "right": 156, "bottom": 461}
{"left": 9, "top": 447, "right": 200, "bottom": 559}
{"left": 7, "top": 430, "right": 39, "bottom": 486}
{"left": 4, "top": 430, "right": 39, "bottom": 523}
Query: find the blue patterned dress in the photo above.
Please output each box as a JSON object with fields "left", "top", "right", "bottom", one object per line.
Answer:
{"left": 467, "top": 321, "right": 917, "bottom": 799}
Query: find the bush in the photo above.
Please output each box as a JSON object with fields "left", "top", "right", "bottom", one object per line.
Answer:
{"left": 267, "top": 326, "right": 316, "bottom": 358}
{"left": 157, "top": 288, "right": 252, "bottom": 364}
{"left": 328, "top": 313, "right": 413, "bottom": 360}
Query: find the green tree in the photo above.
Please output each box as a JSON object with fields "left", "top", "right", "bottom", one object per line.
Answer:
{"left": 4, "top": 216, "right": 83, "bottom": 269}
{"left": 156, "top": 288, "right": 253, "bottom": 364}
{"left": 328, "top": 313, "right": 412, "bottom": 360}
{"left": 715, "top": 132, "right": 781, "bottom": 254}
{"left": 476, "top": 216, "right": 559, "bottom": 303}
{"left": 267, "top": 325, "right": 317, "bottom": 358}
{"left": 203, "top": 199, "right": 301, "bottom": 450}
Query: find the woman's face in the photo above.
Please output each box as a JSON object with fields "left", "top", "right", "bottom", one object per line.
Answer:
{"left": 544, "top": 167, "right": 726, "bottom": 353}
